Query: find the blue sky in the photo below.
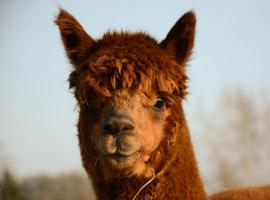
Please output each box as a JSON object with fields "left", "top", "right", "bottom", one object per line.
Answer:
{"left": 0, "top": 0, "right": 269, "bottom": 177}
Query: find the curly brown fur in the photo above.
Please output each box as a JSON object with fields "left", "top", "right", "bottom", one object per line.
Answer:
{"left": 56, "top": 8, "right": 270, "bottom": 200}
{"left": 56, "top": 9, "right": 208, "bottom": 200}
{"left": 209, "top": 185, "right": 270, "bottom": 200}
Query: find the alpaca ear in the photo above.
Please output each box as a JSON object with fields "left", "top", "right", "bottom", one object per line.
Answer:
{"left": 160, "top": 11, "right": 196, "bottom": 65}
{"left": 55, "top": 9, "right": 95, "bottom": 65}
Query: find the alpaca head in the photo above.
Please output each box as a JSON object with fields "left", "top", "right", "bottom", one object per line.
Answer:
{"left": 56, "top": 10, "right": 196, "bottom": 181}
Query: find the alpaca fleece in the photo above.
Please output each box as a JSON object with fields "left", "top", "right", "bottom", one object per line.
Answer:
{"left": 56, "top": 9, "right": 270, "bottom": 200}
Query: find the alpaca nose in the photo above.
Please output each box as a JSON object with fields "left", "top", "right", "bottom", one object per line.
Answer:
{"left": 103, "top": 114, "right": 135, "bottom": 135}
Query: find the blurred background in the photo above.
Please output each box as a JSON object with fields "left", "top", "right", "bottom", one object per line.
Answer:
{"left": 0, "top": 0, "right": 269, "bottom": 199}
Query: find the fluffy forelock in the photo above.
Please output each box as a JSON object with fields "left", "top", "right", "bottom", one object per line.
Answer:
{"left": 76, "top": 32, "right": 188, "bottom": 99}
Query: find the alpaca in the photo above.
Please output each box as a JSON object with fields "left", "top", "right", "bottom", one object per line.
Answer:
{"left": 56, "top": 9, "right": 206, "bottom": 200}
{"left": 56, "top": 9, "right": 270, "bottom": 200}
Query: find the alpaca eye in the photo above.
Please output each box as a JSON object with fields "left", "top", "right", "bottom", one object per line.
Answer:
{"left": 153, "top": 98, "right": 166, "bottom": 111}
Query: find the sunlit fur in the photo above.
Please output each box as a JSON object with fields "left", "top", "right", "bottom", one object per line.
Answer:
{"left": 209, "top": 185, "right": 270, "bottom": 200}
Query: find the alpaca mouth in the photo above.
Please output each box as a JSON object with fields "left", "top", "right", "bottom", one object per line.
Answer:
{"left": 100, "top": 151, "right": 140, "bottom": 170}
{"left": 96, "top": 134, "right": 142, "bottom": 170}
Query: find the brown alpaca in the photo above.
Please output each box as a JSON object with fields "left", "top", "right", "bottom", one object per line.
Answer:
{"left": 56, "top": 9, "right": 270, "bottom": 200}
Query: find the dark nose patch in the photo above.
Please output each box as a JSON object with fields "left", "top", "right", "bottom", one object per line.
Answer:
{"left": 103, "top": 114, "right": 135, "bottom": 135}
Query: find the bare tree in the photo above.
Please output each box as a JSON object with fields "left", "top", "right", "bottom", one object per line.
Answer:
{"left": 21, "top": 172, "right": 96, "bottom": 200}
{"left": 194, "top": 88, "right": 270, "bottom": 193}
{"left": 0, "top": 170, "right": 26, "bottom": 200}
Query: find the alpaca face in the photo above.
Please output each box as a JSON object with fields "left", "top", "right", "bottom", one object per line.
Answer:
{"left": 56, "top": 9, "right": 196, "bottom": 180}
{"left": 79, "top": 88, "right": 173, "bottom": 179}
{"left": 73, "top": 42, "right": 186, "bottom": 179}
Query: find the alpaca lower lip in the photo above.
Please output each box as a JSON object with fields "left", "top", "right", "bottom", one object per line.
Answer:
{"left": 101, "top": 151, "right": 140, "bottom": 169}
{"left": 104, "top": 151, "right": 139, "bottom": 160}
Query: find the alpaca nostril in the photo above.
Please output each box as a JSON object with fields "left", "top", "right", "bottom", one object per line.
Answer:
{"left": 103, "top": 123, "right": 114, "bottom": 133}
{"left": 103, "top": 115, "right": 135, "bottom": 135}
{"left": 103, "top": 121, "right": 134, "bottom": 134}
{"left": 120, "top": 122, "right": 134, "bottom": 133}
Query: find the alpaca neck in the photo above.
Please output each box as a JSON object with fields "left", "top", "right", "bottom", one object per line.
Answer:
{"left": 154, "top": 124, "right": 208, "bottom": 200}
{"left": 93, "top": 125, "right": 207, "bottom": 200}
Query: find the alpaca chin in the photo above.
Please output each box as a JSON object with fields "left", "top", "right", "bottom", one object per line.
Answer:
{"left": 99, "top": 152, "right": 154, "bottom": 179}
{"left": 101, "top": 152, "right": 139, "bottom": 169}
